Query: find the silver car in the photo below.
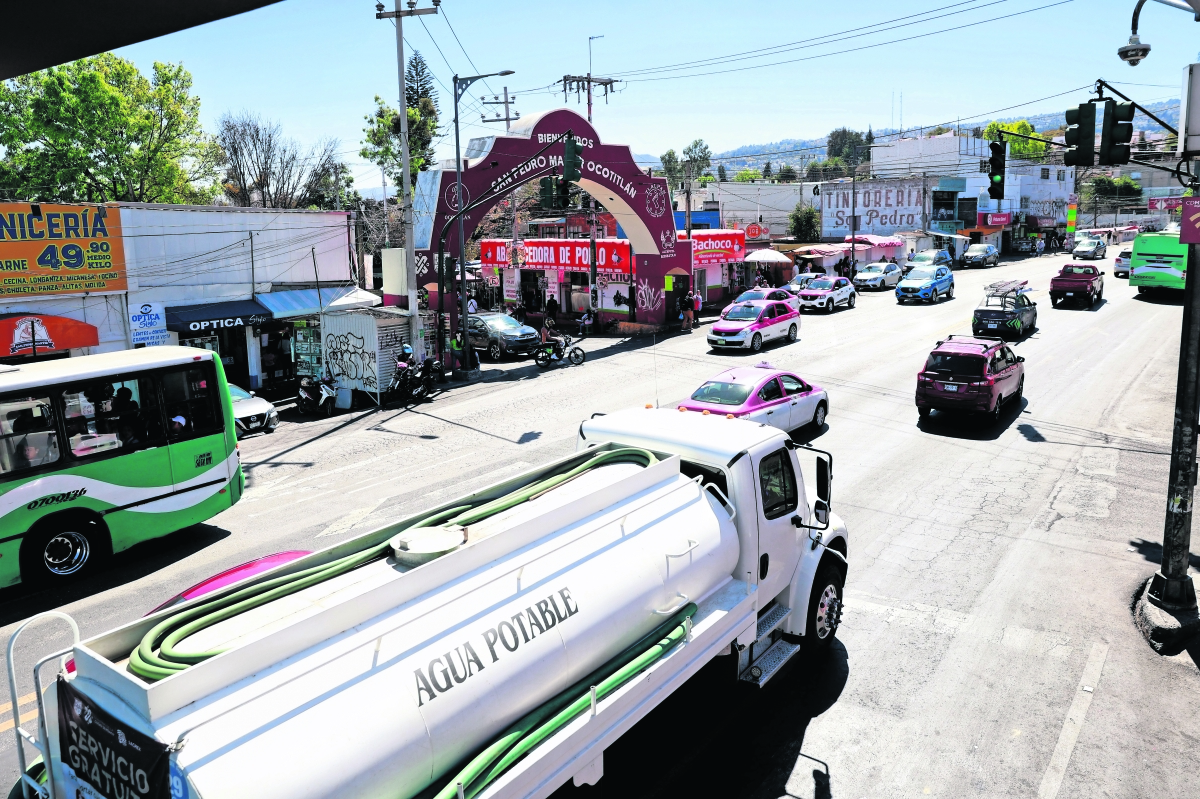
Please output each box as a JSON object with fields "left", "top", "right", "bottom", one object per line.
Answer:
{"left": 230, "top": 384, "right": 279, "bottom": 437}
{"left": 1072, "top": 237, "right": 1107, "bottom": 260}
{"left": 853, "top": 262, "right": 903, "bottom": 290}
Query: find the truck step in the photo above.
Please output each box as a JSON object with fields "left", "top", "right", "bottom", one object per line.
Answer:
{"left": 739, "top": 639, "right": 801, "bottom": 687}
{"left": 756, "top": 604, "right": 791, "bottom": 640}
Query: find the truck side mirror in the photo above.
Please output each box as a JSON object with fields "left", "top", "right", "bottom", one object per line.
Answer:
{"left": 816, "top": 456, "right": 831, "bottom": 504}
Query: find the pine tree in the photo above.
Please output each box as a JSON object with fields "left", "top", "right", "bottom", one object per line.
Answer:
{"left": 405, "top": 52, "right": 439, "bottom": 116}
{"left": 762, "top": 161, "right": 773, "bottom": 179}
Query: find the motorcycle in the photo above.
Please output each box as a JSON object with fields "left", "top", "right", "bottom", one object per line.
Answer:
{"left": 297, "top": 374, "right": 339, "bottom": 416}
{"left": 383, "top": 347, "right": 439, "bottom": 406}
{"left": 534, "top": 334, "right": 585, "bottom": 368}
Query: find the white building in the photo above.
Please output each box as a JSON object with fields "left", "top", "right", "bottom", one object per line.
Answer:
{"left": 675, "top": 181, "right": 820, "bottom": 241}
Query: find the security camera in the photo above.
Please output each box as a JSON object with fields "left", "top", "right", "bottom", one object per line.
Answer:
{"left": 1118, "top": 34, "right": 1151, "bottom": 66}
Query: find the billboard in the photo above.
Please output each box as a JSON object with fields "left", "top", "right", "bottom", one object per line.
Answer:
{"left": 682, "top": 229, "right": 746, "bottom": 266}
{"left": 0, "top": 203, "right": 127, "bottom": 298}
{"left": 517, "top": 239, "right": 632, "bottom": 275}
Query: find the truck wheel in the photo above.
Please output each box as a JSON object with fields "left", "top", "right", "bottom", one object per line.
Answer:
{"left": 19, "top": 515, "right": 110, "bottom": 587}
{"left": 805, "top": 561, "right": 844, "bottom": 649}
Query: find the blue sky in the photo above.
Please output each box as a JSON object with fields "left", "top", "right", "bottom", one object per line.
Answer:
{"left": 113, "top": 0, "right": 1200, "bottom": 193}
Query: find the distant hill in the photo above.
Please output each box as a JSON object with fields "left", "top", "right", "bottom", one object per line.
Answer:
{"left": 696, "top": 99, "right": 1179, "bottom": 175}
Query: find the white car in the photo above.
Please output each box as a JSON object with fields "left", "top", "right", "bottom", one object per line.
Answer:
{"left": 794, "top": 276, "right": 858, "bottom": 313}
{"left": 230, "top": 384, "right": 279, "bottom": 437}
{"left": 1113, "top": 248, "right": 1132, "bottom": 278}
{"left": 720, "top": 287, "right": 799, "bottom": 317}
{"left": 853, "top": 262, "right": 903, "bottom": 290}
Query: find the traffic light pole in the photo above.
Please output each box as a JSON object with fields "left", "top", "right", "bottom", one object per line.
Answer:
{"left": 1150, "top": 228, "right": 1200, "bottom": 611}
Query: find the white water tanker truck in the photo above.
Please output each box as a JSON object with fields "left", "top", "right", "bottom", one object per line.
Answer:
{"left": 6, "top": 407, "right": 848, "bottom": 799}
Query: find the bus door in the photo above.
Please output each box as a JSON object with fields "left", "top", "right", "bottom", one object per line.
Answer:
{"left": 160, "top": 362, "right": 233, "bottom": 498}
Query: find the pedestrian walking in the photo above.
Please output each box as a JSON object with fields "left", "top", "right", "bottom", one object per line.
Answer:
{"left": 544, "top": 294, "right": 559, "bottom": 323}
{"left": 681, "top": 291, "right": 694, "bottom": 332}
{"left": 1036, "top": 238, "right": 1045, "bottom": 257}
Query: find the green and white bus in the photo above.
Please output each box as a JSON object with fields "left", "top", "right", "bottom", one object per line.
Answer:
{"left": 0, "top": 346, "right": 243, "bottom": 588}
{"left": 1130, "top": 230, "right": 1187, "bottom": 292}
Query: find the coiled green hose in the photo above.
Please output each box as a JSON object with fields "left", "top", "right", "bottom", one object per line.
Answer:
{"left": 433, "top": 602, "right": 698, "bottom": 799}
{"left": 127, "top": 447, "right": 657, "bottom": 682}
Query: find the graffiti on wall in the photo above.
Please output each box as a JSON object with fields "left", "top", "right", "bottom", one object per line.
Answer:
{"left": 325, "top": 332, "right": 378, "bottom": 389}
{"left": 635, "top": 278, "right": 664, "bottom": 312}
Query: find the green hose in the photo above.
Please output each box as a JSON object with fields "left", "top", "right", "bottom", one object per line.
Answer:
{"left": 433, "top": 603, "right": 698, "bottom": 799}
{"left": 127, "top": 447, "right": 657, "bottom": 682}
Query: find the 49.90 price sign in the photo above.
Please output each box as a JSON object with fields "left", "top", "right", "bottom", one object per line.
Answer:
{"left": 0, "top": 203, "right": 128, "bottom": 298}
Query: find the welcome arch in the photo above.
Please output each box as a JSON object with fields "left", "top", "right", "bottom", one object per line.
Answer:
{"left": 410, "top": 108, "right": 688, "bottom": 329}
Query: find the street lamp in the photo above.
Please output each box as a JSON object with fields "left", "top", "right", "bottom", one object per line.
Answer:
{"left": 449, "top": 69, "right": 513, "bottom": 376}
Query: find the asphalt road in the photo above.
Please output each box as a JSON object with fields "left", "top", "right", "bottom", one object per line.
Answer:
{"left": 2, "top": 252, "right": 1198, "bottom": 798}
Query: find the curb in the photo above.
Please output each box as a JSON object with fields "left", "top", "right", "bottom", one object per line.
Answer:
{"left": 1133, "top": 576, "right": 1200, "bottom": 655}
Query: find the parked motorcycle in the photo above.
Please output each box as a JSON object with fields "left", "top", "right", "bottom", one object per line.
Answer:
{"left": 297, "top": 375, "right": 339, "bottom": 416}
{"left": 534, "top": 334, "right": 585, "bottom": 368}
{"left": 383, "top": 346, "right": 436, "bottom": 406}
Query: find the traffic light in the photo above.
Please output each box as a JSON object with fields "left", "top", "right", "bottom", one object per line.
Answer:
{"left": 555, "top": 176, "right": 572, "bottom": 210}
{"left": 1098, "top": 99, "right": 1135, "bottom": 165}
{"left": 539, "top": 176, "right": 558, "bottom": 210}
{"left": 1063, "top": 103, "right": 1096, "bottom": 167}
{"left": 987, "top": 140, "right": 1006, "bottom": 201}
{"left": 563, "top": 135, "right": 583, "bottom": 183}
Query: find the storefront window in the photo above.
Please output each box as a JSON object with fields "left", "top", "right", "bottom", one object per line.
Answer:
{"left": 293, "top": 323, "right": 322, "bottom": 379}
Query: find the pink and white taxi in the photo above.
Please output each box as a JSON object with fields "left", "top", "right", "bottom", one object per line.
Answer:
{"left": 677, "top": 363, "right": 829, "bottom": 433}
{"left": 707, "top": 299, "right": 800, "bottom": 352}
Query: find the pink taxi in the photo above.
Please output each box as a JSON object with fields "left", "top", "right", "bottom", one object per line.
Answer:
{"left": 707, "top": 299, "right": 800, "bottom": 352}
{"left": 677, "top": 363, "right": 829, "bottom": 433}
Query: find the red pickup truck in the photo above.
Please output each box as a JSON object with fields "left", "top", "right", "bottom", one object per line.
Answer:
{"left": 1050, "top": 264, "right": 1104, "bottom": 308}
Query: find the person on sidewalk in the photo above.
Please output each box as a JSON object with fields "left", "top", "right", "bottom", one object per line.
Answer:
{"left": 681, "top": 291, "right": 694, "bottom": 332}
{"left": 544, "top": 294, "right": 559, "bottom": 323}
{"left": 467, "top": 295, "right": 478, "bottom": 314}
{"left": 1036, "top": 238, "right": 1045, "bottom": 257}
{"left": 692, "top": 290, "right": 702, "bottom": 326}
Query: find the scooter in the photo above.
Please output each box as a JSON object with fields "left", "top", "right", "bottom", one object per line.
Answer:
{"left": 297, "top": 375, "right": 338, "bottom": 416}
{"left": 383, "top": 347, "right": 432, "bottom": 406}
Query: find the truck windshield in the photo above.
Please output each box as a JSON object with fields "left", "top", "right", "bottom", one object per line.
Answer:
{"left": 925, "top": 353, "right": 984, "bottom": 377}
{"left": 1061, "top": 266, "right": 1097, "bottom": 275}
{"left": 690, "top": 381, "right": 754, "bottom": 405}
{"left": 725, "top": 305, "right": 761, "bottom": 321}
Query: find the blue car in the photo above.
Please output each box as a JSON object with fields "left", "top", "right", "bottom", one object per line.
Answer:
{"left": 896, "top": 264, "right": 955, "bottom": 304}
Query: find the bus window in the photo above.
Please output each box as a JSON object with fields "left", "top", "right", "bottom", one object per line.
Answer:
{"left": 161, "top": 364, "right": 222, "bottom": 441}
{"left": 60, "top": 377, "right": 164, "bottom": 458}
{"left": 0, "top": 396, "right": 61, "bottom": 475}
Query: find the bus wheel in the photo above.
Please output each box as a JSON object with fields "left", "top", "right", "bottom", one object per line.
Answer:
{"left": 19, "top": 515, "right": 110, "bottom": 586}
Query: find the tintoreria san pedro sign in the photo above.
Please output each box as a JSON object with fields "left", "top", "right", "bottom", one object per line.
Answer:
{"left": 413, "top": 109, "right": 681, "bottom": 325}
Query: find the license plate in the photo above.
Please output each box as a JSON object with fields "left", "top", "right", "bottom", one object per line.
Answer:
{"left": 943, "top": 383, "right": 958, "bottom": 392}
{"left": 248, "top": 420, "right": 260, "bottom": 427}
{"left": 987, "top": 323, "right": 998, "bottom": 329}
{"left": 1066, "top": 292, "right": 1074, "bottom": 296}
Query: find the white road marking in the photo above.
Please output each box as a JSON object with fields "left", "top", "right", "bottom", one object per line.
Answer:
{"left": 1037, "top": 641, "right": 1109, "bottom": 799}
{"left": 316, "top": 498, "right": 387, "bottom": 538}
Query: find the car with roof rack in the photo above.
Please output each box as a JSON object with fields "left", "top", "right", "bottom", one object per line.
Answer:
{"left": 972, "top": 280, "right": 1038, "bottom": 339}
{"left": 916, "top": 335, "right": 1024, "bottom": 423}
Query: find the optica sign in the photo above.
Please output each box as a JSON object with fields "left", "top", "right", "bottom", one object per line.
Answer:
{"left": 679, "top": 229, "right": 746, "bottom": 266}
{"left": 517, "top": 239, "right": 632, "bottom": 275}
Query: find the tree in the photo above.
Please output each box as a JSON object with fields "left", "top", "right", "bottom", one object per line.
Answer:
{"left": 660, "top": 148, "right": 682, "bottom": 187}
{"left": 762, "top": 161, "right": 773, "bottom": 179}
{"left": 717, "top": 164, "right": 727, "bottom": 182}
{"left": 405, "top": 52, "right": 439, "bottom": 116}
{"left": 805, "top": 157, "right": 847, "bottom": 181}
{"left": 0, "top": 53, "right": 222, "bottom": 203}
{"left": 788, "top": 202, "right": 821, "bottom": 243}
{"left": 1082, "top": 175, "right": 1142, "bottom": 209}
{"left": 777, "top": 164, "right": 797, "bottom": 183}
{"left": 218, "top": 111, "right": 343, "bottom": 209}
{"left": 826, "top": 127, "right": 865, "bottom": 161}
{"left": 983, "top": 119, "right": 1047, "bottom": 157}
{"left": 698, "top": 172, "right": 714, "bottom": 187}
{"left": 360, "top": 94, "right": 438, "bottom": 188}
{"left": 682, "top": 139, "right": 712, "bottom": 178}
{"left": 734, "top": 167, "right": 762, "bottom": 182}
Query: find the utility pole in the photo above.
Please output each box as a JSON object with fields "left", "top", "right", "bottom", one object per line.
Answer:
{"left": 481, "top": 88, "right": 519, "bottom": 131}
{"left": 381, "top": 167, "right": 390, "bottom": 250}
{"left": 588, "top": 35, "right": 604, "bottom": 123}
{"left": 561, "top": 74, "right": 616, "bottom": 120}
{"left": 921, "top": 171, "right": 929, "bottom": 232}
{"left": 375, "top": 0, "right": 439, "bottom": 358}
{"left": 684, "top": 163, "right": 693, "bottom": 239}
{"left": 589, "top": 196, "right": 598, "bottom": 313}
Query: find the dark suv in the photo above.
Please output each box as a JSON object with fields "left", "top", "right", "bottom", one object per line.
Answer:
{"left": 972, "top": 280, "right": 1037, "bottom": 339}
{"left": 467, "top": 312, "right": 540, "bottom": 360}
{"left": 916, "top": 335, "right": 1025, "bottom": 422}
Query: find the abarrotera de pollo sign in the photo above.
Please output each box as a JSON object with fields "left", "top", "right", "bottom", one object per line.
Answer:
{"left": 57, "top": 676, "right": 176, "bottom": 799}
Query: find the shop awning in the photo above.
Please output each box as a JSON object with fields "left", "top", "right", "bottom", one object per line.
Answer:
{"left": 844, "top": 234, "right": 903, "bottom": 247}
{"left": 257, "top": 287, "right": 381, "bottom": 319}
{"left": 165, "top": 299, "right": 271, "bottom": 333}
{"left": 0, "top": 313, "right": 98, "bottom": 355}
